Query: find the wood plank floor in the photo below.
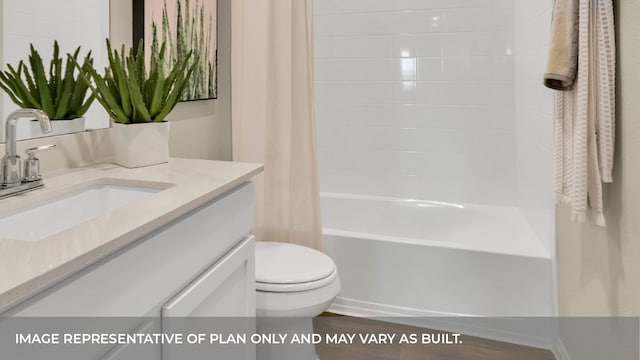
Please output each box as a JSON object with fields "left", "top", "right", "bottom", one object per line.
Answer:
{"left": 314, "top": 313, "right": 556, "bottom": 360}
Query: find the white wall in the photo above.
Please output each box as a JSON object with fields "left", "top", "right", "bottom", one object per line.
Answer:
{"left": 514, "top": 0, "right": 555, "bottom": 252}
{"left": 314, "top": 0, "right": 517, "bottom": 205}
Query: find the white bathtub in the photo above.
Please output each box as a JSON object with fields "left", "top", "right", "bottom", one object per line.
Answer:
{"left": 321, "top": 193, "right": 553, "bottom": 319}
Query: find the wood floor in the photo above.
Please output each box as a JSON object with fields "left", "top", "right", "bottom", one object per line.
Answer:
{"left": 313, "top": 313, "right": 556, "bottom": 360}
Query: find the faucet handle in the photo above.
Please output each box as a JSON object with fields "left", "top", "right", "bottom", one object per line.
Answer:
{"left": 26, "top": 144, "right": 56, "bottom": 156}
{"left": 24, "top": 144, "right": 56, "bottom": 182}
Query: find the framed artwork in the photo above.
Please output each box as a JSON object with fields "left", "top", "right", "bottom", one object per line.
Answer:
{"left": 133, "top": 0, "right": 218, "bottom": 101}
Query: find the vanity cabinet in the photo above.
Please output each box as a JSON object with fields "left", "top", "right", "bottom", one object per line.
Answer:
{"left": 1, "top": 182, "right": 257, "bottom": 360}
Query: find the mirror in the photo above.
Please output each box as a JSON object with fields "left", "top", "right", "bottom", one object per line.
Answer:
{"left": 0, "top": 0, "right": 110, "bottom": 142}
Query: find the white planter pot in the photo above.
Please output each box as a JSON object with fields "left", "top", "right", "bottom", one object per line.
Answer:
{"left": 111, "top": 121, "right": 170, "bottom": 168}
{"left": 22, "top": 117, "right": 86, "bottom": 139}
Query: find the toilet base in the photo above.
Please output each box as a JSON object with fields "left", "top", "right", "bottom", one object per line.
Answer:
{"left": 256, "top": 317, "right": 318, "bottom": 360}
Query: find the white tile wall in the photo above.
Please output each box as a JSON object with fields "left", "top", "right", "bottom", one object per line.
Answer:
{"left": 514, "top": 0, "right": 555, "bottom": 252}
{"left": 2, "top": 0, "right": 110, "bottom": 138}
{"left": 314, "top": 0, "right": 516, "bottom": 205}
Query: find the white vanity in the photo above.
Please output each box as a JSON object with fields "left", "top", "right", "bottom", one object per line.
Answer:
{"left": 0, "top": 159, "right": 263, "bottom": 359}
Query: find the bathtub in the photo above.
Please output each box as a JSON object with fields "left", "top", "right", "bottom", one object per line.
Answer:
{"left": 320, "top": 193, "right": 553, "bottom": 319}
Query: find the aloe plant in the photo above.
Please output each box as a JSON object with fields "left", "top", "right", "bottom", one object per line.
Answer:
{"left": 79, "top": 39, "right": 197, "bottom": 124}
{"left": 0, "top": 41, "right": 95, "bottom": 120}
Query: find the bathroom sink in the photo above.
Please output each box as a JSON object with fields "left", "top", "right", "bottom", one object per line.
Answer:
{"left": 0, "top": 182, "right": 164, "bottom": 242}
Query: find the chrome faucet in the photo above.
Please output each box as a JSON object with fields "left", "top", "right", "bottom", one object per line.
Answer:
{"left": 0, "top": 109, "right": 56, "bottom": 199}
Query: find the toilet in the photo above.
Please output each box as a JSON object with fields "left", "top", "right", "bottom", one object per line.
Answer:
{"left": 255, "top": 241, "right": 341, "bottom": 317}
{"left": 254, "top": 241, "right": 341, "bottom": 360}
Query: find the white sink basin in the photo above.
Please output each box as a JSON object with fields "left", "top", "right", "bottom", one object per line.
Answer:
{"left": 0, "top": 183, "right": 163, "bottom": 242}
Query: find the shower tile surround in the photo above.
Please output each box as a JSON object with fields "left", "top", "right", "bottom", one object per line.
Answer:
{"left": 514, "top": 0, "right": 555, "bottom": 252}
{"left": 314, "top": 0, "right": 517, "bottom": 205}
{"left": 315, "top": 1, "right": 554, "bottom": 250}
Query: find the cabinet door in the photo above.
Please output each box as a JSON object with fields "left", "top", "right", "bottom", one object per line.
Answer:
{"left": 162, "top": 236, "right": 256, "bottom": 360}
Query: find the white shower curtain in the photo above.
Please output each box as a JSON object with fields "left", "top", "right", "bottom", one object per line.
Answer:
{"left": 231, "top": 0, "right": 323, "bottom": 249}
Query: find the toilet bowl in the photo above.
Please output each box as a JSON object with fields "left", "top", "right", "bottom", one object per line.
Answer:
{"left": 255, "top": 241, "right": 341, "bottom": 317}
{"left": 254, "top": 242, "right": 341, "bottom": 360}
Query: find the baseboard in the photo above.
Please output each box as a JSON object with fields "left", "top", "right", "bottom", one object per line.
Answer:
{"left": 552, "top": 338, "right": 571, "bottom": 360}
{"left": 329, "top": 297, "right": 555, "bottom": 352}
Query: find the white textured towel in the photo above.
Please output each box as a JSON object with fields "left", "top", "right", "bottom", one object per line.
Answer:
{"left": 553, "top": 0, "right": 615, "bottom": 226}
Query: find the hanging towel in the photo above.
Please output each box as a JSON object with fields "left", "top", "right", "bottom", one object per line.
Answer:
{"left": 594, "top": 0, "right": 616, "bottom": 183}
{"left": 552, "top": 0, "right": 616, "bottom": 227}
{"left": 544, "top": 0, "right": 579, "bottom": 90}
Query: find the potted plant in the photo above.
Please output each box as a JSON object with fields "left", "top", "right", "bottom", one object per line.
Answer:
{"left": 0, "top": 41, "right": 95, "bottom": 137}
{"left": 78, "top": 39, "right": 196, "bottom": 168}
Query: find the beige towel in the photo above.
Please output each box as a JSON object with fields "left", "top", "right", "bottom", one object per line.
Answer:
{"left": 544, "top": 0, "right": 579, "bottom": 90}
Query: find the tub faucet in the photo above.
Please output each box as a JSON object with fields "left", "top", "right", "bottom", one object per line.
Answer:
{"left": 0, "top": 109, "right": 55, "bottom": 199}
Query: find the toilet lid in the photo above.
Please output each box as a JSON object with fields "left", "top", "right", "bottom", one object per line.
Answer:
{"left": 255, "top": 242, "right": 336, "bottom": 287}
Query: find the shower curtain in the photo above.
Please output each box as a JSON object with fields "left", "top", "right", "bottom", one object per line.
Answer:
{"left": 231, "top": 0, "right": 323, "bottom": 249}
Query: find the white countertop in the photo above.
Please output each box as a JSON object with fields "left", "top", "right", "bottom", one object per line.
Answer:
{"left": 0, "top": 158, "right": 263, "bottom": 311}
